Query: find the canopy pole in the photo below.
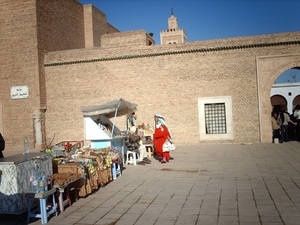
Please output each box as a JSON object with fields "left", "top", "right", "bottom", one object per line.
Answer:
{"left": 111, "top": 100, "right": 121, "bottom": 138}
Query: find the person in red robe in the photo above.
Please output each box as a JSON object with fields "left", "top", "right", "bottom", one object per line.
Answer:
{"left": 153, "top": 114, "right": 173, "bottom": 163}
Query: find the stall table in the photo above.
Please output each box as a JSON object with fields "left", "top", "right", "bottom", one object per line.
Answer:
{"left": 53, "top": 177, "right": 80, "bottom": 212}
{"left": 0, "top": 153, "right": 53, "bottom": 214}
{"left": 91, "top": 136, "right": 125, "bottom": 164}
{"left": 54, "top": 155, "right": 113, "bottom": 199}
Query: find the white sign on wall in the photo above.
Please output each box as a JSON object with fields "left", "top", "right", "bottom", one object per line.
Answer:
{"left": 10, "top": 86, "right": 29, "bottom": 99}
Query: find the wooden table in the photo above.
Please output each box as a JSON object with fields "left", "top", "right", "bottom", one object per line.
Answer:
{"left": 55, "top": 163, "right": 80, "bottom": 211}
{"left": 53, "top": 178, "right": 80, "bottom": 212}
{"left": 143, "top": 134, "right": 154, "bottom": 158}
{"left": 144, "top": 144, "right": 154, "bottom": 158}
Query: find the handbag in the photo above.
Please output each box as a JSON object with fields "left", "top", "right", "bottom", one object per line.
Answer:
{"left": 162, "top": 139, "right": 175, "bottom": 152}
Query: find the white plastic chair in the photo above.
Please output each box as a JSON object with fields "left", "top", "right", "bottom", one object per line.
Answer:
{"left": 126, "top": 150, "right": 139, "bottom": 166}
{"left": 111, "top": 161, "right": 122, "bottom": 179}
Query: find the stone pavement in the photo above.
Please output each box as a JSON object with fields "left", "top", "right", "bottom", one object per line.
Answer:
{"left": 1, "top": 142, "right": 300, "bottom": 225}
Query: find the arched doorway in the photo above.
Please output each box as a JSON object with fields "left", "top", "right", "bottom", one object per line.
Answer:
{"left": 293, "top": 95, "right": 300, "bottom": 109}
{"left": 270, "top": 95, "right": 287, "bottom": 113}
{"left": 257, "top": 53, "right": 300, "bottom": 142}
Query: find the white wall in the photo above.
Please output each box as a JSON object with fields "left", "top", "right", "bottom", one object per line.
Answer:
{"left": 270, "top": 82, "right": 300, "bottom": 113}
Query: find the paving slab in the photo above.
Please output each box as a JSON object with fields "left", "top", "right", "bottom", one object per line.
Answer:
{"left": 1, "top": 142, "right": 300, "bottom": 225}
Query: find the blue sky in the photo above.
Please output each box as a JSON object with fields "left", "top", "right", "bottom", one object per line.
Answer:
{"left": 78, "top": 0, "right": 300, "bottom": 83}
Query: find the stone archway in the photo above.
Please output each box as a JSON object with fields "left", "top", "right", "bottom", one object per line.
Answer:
{"left": 293, "top": 95, "right": 300, "bottom": 106}
{"left": 257, "top": 53, "right": 300, "bottom": 142}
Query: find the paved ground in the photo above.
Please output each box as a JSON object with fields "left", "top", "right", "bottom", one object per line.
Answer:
{"left": 1, "top": 142, "right": 300, "bottom": 225}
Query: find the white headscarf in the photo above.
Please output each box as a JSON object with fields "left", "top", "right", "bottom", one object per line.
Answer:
{"left": 154, "top": 114, "right": 172, "bottom": 139}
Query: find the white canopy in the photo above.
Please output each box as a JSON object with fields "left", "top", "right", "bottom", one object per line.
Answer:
{"left": 81, "top": 98, "right": 138, "bottom": 137}
{"left": 81, "top": 98, "right": 138, "bottom": 118}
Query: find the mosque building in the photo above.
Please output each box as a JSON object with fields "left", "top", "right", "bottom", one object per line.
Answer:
{"left": 1, "top": 0, "right": 300, "bottom": 151}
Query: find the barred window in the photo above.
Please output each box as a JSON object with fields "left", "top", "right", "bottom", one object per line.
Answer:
{"left": 204, "top": 103, "right": 226, "bottom": 134}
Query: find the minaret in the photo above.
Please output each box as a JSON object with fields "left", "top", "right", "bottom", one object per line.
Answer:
{"left": 160, "top": 8, "right": 187, "bottom": 45}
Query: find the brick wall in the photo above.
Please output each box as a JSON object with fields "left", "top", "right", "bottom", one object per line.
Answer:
{"left": 83, "top": 4, "right": 108, "bottom": 48}
{"left": 36, "top": 0, "right": 85, "bottom": 52}
{"left": 101, "top": 30, "right": 155, "bottom": 48}
{"left": 0, "top": 0, "right": 86, "bottom": 150}
{"left": 0, "top": 0, "right": 40, "bottom": 149}
{"left": 43, "top": 32, "right": 300, "bottom": 146}
{"left": 107, "top": 22, "right": 119, "bottom": 34}
{"left": 36, "top": 0, "right": 85, "bottom": 110}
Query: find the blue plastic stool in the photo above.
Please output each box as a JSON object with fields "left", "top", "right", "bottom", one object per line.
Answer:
{"left": 26, "top": 188, "right": 58, "bottom": 224}
{"left": 111, "top": 161, "right": 122, "bottom": 179}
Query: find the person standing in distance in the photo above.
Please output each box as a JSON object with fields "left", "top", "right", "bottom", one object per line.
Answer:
{"left": 0, "top": 133, "right": 5, "bottom": 158}
{"left": 294, "top": 105, "right": 300, "bottom": 142}
{"left": 153, "top": 114, "right": 173, "bottom": 163}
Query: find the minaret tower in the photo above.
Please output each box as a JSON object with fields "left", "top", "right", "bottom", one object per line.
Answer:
{"left": 160, "top": 8, "right": 187, "bottom": 45}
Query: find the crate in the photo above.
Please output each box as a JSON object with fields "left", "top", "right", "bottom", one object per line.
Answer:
{"left": 57, "top": 163, "right": 79, "bottom": 175}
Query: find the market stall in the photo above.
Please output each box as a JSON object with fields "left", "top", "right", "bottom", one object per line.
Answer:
{"left": 48, "top": 144, "right": 122, "bottom": 201}
{"left": 81, "top": 98, "right": 138, "bottom": 163}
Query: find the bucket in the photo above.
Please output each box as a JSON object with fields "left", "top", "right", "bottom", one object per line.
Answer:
{"left": 274, "top": 138, "right": 279, "bottom": 144}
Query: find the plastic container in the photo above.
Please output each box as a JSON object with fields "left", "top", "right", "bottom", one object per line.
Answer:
{"left": 24, "top": 136, "right": 30, "bottom": 154}
{"left": 32, "top": 180, "right": 39, "bottom": 193}
{"left": 39, "top": 180, "right": 45, "bottom": 192}
{"left": 29, "top": 172, "right": 36, "bottom": 182}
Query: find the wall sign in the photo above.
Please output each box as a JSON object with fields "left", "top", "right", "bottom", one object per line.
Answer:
{"left": 10, "top": 86, "right": 29, "bottom": 99}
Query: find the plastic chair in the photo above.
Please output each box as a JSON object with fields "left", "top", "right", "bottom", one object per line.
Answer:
{"left": 111, "top": 161, "right": 122, "bottom": 179}
{"left": 126, "top": 150, "right": 139, "bottom": 166}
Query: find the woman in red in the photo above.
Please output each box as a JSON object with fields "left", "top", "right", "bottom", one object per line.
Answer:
{"left": 153, "top": 114, "right": 173, "bottom": 163}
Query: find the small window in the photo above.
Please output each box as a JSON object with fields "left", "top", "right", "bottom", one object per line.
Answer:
{"left": 204, "top": 103, "right": 226, "bottom": 134}
{"left": 198, "top": 96, "right": 233, "bottom": 141}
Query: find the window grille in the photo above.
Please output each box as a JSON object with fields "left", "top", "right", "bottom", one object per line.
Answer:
{"left": 204, "top": 103, "right": 227, "bottom": 134}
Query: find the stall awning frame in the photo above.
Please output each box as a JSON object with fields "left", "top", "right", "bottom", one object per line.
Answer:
{"left": 81, "top": 98, "right": 138, "bottom": 137}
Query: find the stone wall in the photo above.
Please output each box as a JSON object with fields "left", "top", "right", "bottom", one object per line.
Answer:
{"left": 83, "top": 4, "right": 115, "bottom": 48}
{"left": 0, "top": 0, "right": 40, "bottom": 149}
{"left": 43, "top": 32, "right": 300, "bottom": 146}
{"left": 101, "top": 30, "right": 155, "bottom": 48}
{"left": 107, "top": 23, "right": 120, "bottom": 34}
{"left": 0, "top": 0, "right": 86, "bottom": 150}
